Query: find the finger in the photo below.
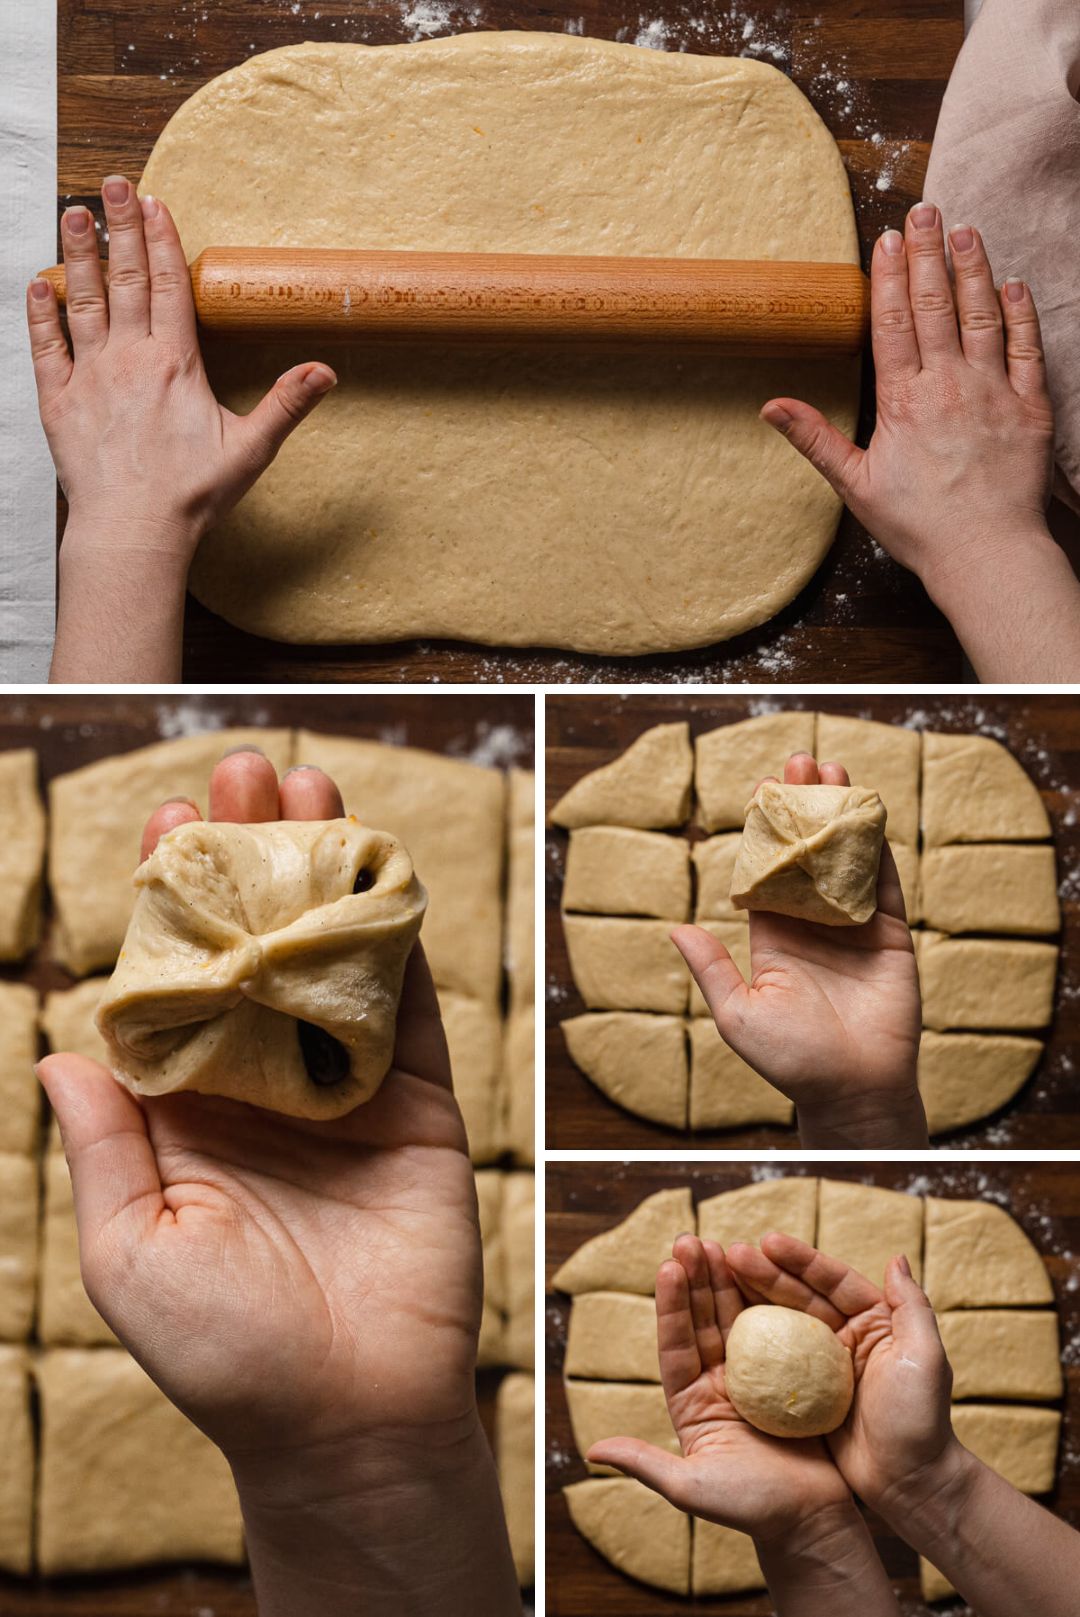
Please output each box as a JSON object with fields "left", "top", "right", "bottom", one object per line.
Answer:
{"left": 670, "top": 924, "right": 748, "bottom": 1028}
{"left": 870, "top": 228, "right": 921, "bottom": 380}
{"left": 26, "top": 279, "right": 73, "bottom": 403}
{"left": 883, "top": 1255, "right": 949, "bottom": 1373}
{"left": 759, "top": 399, "right": 865, "bottom": 504}
{"left": 138, "top": 196, "right": 198, "bottom": 346}
{"left": 279, "top": 765, "right": 345, "bottom": 821}
{"left": 61, "top": 205, "right": 109, "bottom": 355}
{"left": 99, "top": 176, "right": 150, "bottom": 341}
{"left": 1001, "top": 278, "right": 1053, "bottom": 407}
{"left": 140, "top": 798, "right": 202, "bottom": 863}
{"left": 725, "top": 1239, "right": 848, "bottom": 1330}
{"left": 702, "top": 1240, "right": 743, "bottom": 1342}
{"left": 875, "top": 838, "right": 908, "bottom": 924}
{"left": 948, "top": 225, "right": 1004, "bottom": 374}
{"left": 239, "top": 363, "right": 338, "bottom": 470}
{"left": 783, "top": 752, "right": 819, "bottom": 786}
{"left": 759, "top": 1232, "right": 884, "bottom": 1317}
{"left": 673, "top": 1234, "right": 724, "bottom": 1371}
{"left": 208, "top": 749, "right": 281, "bottom": 823}
{"left": 392, "top": 943, "right": 452, "bottom": 1090}
{"left": 583, "top": 1440, "right": 698, "bottom": 1513}
{"left": 905, "top": 203, "right": 961, "bottom": 366}
{"left": 817, "top": 761, "right": 850, "bottom": 786}
{"left": 656, "top": 1256, "right": 702, "bottom": 1401}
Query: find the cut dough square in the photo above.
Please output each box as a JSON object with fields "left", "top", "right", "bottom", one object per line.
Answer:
{"left": 816, "top": 713, "right": 920, "bottom": 845}
{"left": 551, "top": 723, "right": 693, "bottom": 830}
{"left": 504, "top": 1005, "right": 534, "bottom": 1166}
{"left": 504, "top": 1172, "right": 534, "bottom": 1371}
{"left": 890, "top": 841, "right": 920, "bottom": 926}
{"left": 921, "top": 731, "right": 1050, "bottom": 846}
{"left": 49, "top": 728, "right": 295, "bottom": 976}
{"left": 816, "top": 1179, "right": 923, "bottom": 1288}
{"left": 920, "top": 1557, "right": 956, "bottom": 1603}
{"left": 41, "top": 978, "right": 109, "bottom": 1064}
{"left": 295, "top": 732, "right": 506, "bottom": 1004}
{"left": 698, "top": 1177, "right": 817, "bottom": 1253}
{"left": 496, "top": 1373, "right": 534, "bottom": 1585}
{"left": 553, "top": 1186, "right": 695, "bottom": 1295}
{"left": 506, "top": 768, "right": 534, "bottom": 1010}
{"left": 563, "top": 916, "right": 688, "bottom": 1014}
{"left": 564, "top": 1477, "right": 690, "bottom": 1595}
{"left": 695, "top": 712, "right": 816, "bottom": 833}
{"left": 688, "top": 1021, "right": 793, "bottom": 1130}
{"left": 0, "top": 1347, "right": 32, "bottom": 1574}
{"left": 688, "top": 922, "right": 750, "bottom": 1016}
{"left": 476, "top": 1170, "right": 505, "bottom": 1367}
{"left": 562, "top": 826, "right": 691, "bottom": 921}
{"left": 562, "top": 1011, "right": 688, "bottom": 1130}
{"left": 692, "top": 1519, "right": 765, "bottom": 1596}
{"left": 0, "top": 1154, "right": 37, "bottom": 1342}
{"left": 0, "top": 749, "right": 45, "bottom": 961}
{"left": 564, "top": 1292, "right": 660, "bottom": 1381}
{"left": 939, "top": 1310, "right": 1062, "bottom": 1402}
{"left": 917, "top": 933, "right": 1058, "bottom": 1031}
{"left": 566, "top": 1379, "right": 676, "bottom": 1474}
{"left": 692, "top": 833, "right": 745, "bottom": 922}
{"left": 39, "top": 1153, "right": 117, "bottom": 1346}
{"left": 923, "top": 1196, "right": 1052, "bottom": 1311}
{"left": 36, "top": 1347, "right": 245, "bottom": 1573}
{"left": 0, "top": 983, "right": 40, "bottom": 1156}
{"left": 440, "top": 991, "right": 504, "bottom": 1164}
{"left": 950, "top": 1403, "right": 1060, "bottom": 1494}
{"left": 920, "top": 844, "right": 1059, "bottom": 936}
{"left": 918, "top": 1031, "right": 1043, "bottom": 1136}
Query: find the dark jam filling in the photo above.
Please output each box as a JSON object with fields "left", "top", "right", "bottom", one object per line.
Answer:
{"left": 298, "top": 1021, "right": 350, "bottom": 1086}
{"left": 354, "top": 868, "right": 375, "bottom": 893}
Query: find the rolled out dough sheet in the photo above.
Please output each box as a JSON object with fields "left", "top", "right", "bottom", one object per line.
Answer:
{"left": 141, "top": 34, "right": 859, "bottom": 654}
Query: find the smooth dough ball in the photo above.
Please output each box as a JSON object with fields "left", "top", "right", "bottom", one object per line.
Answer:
{"left": 725, "top": 1306, "right": 854, "bottom": 1438}
{"left": 731, "top": 783, "right": 886, "bottom": 926}
{"left": 96, "top": 817, "right": 426, "bottom": 1120}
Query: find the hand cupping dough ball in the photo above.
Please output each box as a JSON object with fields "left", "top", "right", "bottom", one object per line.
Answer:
{"left": 725, "top": 1306, "right": 854, "bottom": 1438}
{"left": 730, "top": 783, "right": 886, "bottom": 926}
{"left": 96, "top": 818, "right": 426, "bottom": 1120}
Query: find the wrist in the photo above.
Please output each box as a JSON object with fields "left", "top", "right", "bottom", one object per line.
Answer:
{"left": 919, "top": 518, "right": 1055, "bottom": 612}
{"left": 869, "top": 1435, "right": 978, "bottom": 1545}
{"left": 796, "top": 1083, "right": 927, "bottom": 1148}
{"left": 61, "top": 506, "right": 203, "bottom": 570}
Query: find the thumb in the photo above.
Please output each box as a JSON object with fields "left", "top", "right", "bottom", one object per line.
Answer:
{"left": 884, "top": 1254, "right": 948, "bottom": 1366}
{"left": 761, "top": 398, "right": 865, "bottom": 503}
{"left": 671, "top": 923, "right": 748, "bottom": 1028}
{"left": 586, "top": 1438, "right": 699, "bottom": 1514}
{"left": 241, "top": 362, "right": 337, "bottom": 467}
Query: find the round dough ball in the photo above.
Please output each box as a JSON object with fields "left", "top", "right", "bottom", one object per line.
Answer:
{"left": 725, "top": 1306, "right": 853, "bottom": 1438}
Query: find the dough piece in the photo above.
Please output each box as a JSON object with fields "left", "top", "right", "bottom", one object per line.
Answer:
{"left": 441, "top": 991, "right": 503, "bottom": 1163}
{"left": 504, "top": 1005, "right": 534, "bottom": 1166}
{"left": 562, "top": 1011, "right": 688, "bottom": 1129}
{"left": 564, "top": 1292, "right": 660, "bottom": 1381}
{"left": 562, "top": 827, "right": 691, "bottom": 921}
{"left": 504, "top": 1172, "right": 534, "bottom": 1371}
{"left": 688, "top": 1020, "right": 793, "bottom": 1130}
{"left": 48, "top": 728, "right": 294, "bottom": 976}
{"left": 475, "top": 1170, "right": 505, "bottom": 1367}
{"left": 692, "top": 834, "right": 745, "bottom": 922}
{"left": 564, "top": 1477, "right": 690, "bottom": 1595}
{"left": 296, "top": 732, "right": 505, "bottom": 1004}
{"left": 920, "top": 1558, "right": 956, "bottom": 1603}
{"left": 917, "top": 933, "right": 1058, "bottom": 1031}
{"left": 39, "top": 1154, "right": 116, "bottom": 1346}
{"left": 692, "top": 1520, "right": 765, "bottom": 1596}
{"left": 923, "top": 1196, "right": 1053, "bottom": 1311}
{"left": 921, "top": 731, "right": 1050, "bottom": 846}
{"left": 920, "top": 844, "right": 1060, "bottom": 936}
{"left": 0, "top": 984, "right": 39, "bottom": 1156}
{"left": 687, "top": 922, "right": 751, "bottom": 1016}
{"left": 496, "top": 1373, "right": 534, "bottom": 1585}
{"left": 817, "top": 1179, "right": 924, "bottom": 1288}
{"left": 698, "top": 1177, "right": 817, "bottom": 1253}
{"left": 0, "top": 1155, "right": 36, "bottom": 1342}
{"left": 36, "top": 1348, "right": 245, "bottom": 1573}
{"left": 725, "top": 1306, "right": 853, "bottom": 1437}
{"left": 143, "top": 37, "right": 857, "bottom": 655}
{"left": 890, "top": 840, "right": 920, "bottom": 925}
{"left": 918, "top": 1031, "right": 1043, "bottom": 1136}
{"left": 506, "top": 768, "right": 534, "bottom": 1008}
{"left": 41, "top": 978, "right": 111, "bottom": 1153}
{"left": 0, "top": 750, "right": 44, "bottom": 960}
{"left": 0, "top": 1348, "right": 32, "bottom": 1574}
{"left": 551, "top": 724, "right": 693, "bottom": 830}
{"left": 695, "top": 713, "right": 817, "bottom": 834}
{"left": 815, "top": 714, "right": 920, "bottom": 845}
{"left": 565, "top": 1380, "right": 677, "bottom": 1473}
{"left": 553, "top": 1186, "right": 695, "bottom": 1295}
{"left": 938, "top": 1310, "right": 1062, "bottom": 1402}
{"left": 97, "top": 818, "right": 426, "bottom": 1120}
{"left": 563, "top": 916, "right": 687, "bottom": 1014}
{"left": 950, "top": 1403, "right": 1061, "bottom": 1494}
{"left": 731, "top": 783, "right": 886, "bottom": 926}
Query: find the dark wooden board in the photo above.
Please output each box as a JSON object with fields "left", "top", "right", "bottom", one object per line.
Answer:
{"left": 0, "top": 692, "right": 533, "bottom": 1613}
{"left": 56, "top": 0, "right": 967, "bottom": 683}
{"left": 545, "top": 693, "right": 1080, "bottom": 1150}
{"left": 546, "top": 1161, "right": 1080, "bottom": 1617}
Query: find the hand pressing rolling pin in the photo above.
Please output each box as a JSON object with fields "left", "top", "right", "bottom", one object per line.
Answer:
{"left": 36, "top": 748, "right": 522, "bottom": 1617}
{"left": 674, "top": 751, "right": 928, "bottom": 1150}
{"left": 762, "top": 203, "right": 1080, "bottom": 682}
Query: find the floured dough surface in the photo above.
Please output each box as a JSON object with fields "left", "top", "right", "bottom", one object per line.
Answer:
{"left": 141, "top": 34, "right": 858, "bottom": 653}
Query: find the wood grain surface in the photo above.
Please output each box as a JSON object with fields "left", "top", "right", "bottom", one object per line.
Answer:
{"left": 546, "top": 693, "right": 1080, "bottom": 1150}
{"left": 0, "top": 691, "right": 533, "bottom": 1614}
{"left": 55, "top": 0, "right": 968, "bottom": 683}
{"left": 546, "top": 1161, "right": 1080, "bottom": 1617}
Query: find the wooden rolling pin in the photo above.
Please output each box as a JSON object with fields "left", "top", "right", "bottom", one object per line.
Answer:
{"left": 38, "top": 247, "right": 869, "bottom": 356}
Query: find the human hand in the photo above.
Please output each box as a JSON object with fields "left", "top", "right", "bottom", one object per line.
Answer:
{"left": 673, "top": 753, "right": 925, "bottom": 1147}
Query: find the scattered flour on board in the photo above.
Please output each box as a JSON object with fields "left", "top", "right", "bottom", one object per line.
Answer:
{"left": 399, "top": 0, "right": 483, "bottom": 41}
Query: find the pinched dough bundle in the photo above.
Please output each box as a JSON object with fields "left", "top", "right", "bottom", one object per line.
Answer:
{"left": 725, "top": 1306, "right": 854, "bottom": 1438}
{"left": 96, "top": 818, "right": 427, "bottom": 1120}
{"left": 730, "top": 783, "right": 886, "bottom": 926}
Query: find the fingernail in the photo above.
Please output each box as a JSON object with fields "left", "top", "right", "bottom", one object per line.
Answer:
{"left": 879, "top": 229, "right": 904, "bottom": 256}
{"left": 910, "top": 203, "right": 938, "bottom": 230}
{"left": 761, "top": 403, "right": 792, "bottom": 429}
{"left": 283, "top": 765, "right": 318, "bottom": 777}
{"left": 897, "top": 1254, "right": 912, "bottom": 1277}
{"left": 103, "top": 177, "right": 130, "bottom": 206}
{"left": 63, "top": 207, "right": 91, "bottom": 236}
{"left": 29, "top": 279, "right": 51, "bottom": 301}
{"left": 949, "top": 225, "right": 975, "bottom": 253}
{"left": 220, "top": 745, "right": 265, "bottom": 759}
{"left": 1004, "top": 277, "right": 1026, "bottom": 303}
{"left": 302, "top": 365, "right": 337, "bottom": 394}
{"left": 140, "top": 195, "right": 160, "bottom": 221}
{"left": 161, "top": 796, "right": 198, "bottom": 807}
